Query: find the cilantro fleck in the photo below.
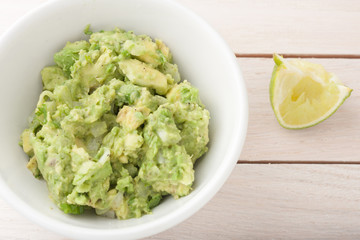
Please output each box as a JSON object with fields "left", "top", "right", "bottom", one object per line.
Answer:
{"left": 83, "top": 24, "right": 93, "bottom": 35}
{"left": 35, "top": 104, "right": 47, "bottom": 125}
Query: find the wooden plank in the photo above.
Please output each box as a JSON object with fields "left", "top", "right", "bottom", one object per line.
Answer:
{"left": 239, "top": 58, "right": 360, "bottom": 162}
{"left": 178, "top": 0, "right": 360, "bottom": 55}
{"left": 0, "top": 165, "right": 360, "bottom": 239}
{"left": 0, "top": 200, "right": 66, "bottom": 240}
{"left": 2, "top": 0, "right": 360, "bottom": 55}
{"left": 150, "top": 164, "right": 360, "bottom": 239}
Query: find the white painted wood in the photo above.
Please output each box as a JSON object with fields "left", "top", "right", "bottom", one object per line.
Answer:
{"left": 0, "top": 200, "right": 66, "bottom": 239}
{"left": 1, "top": 165, "right": 360, "bottom": 239}
{"left": 1, "top": 1, "right": 360, "bottom": 239}
{"left": 178, "top": 0, "right": 360, "bottom": 55}
{"left": 240, "top": 58, "right": 360, "bottom": 161}
{"left": 151, "top": 165, "right": 360, "bottom": 239}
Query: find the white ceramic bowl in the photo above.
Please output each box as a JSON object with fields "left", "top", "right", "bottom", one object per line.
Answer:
{"left": 0, "top": 0, "right": 248, "bottom": 239}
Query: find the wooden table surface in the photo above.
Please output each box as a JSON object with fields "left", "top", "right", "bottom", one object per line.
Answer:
{"left": 1, "top": 0, "right": 360, "bottom": 239}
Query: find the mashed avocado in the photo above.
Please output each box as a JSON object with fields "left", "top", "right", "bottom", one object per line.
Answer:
{"left": 19, "top": 27, "right": 210, "bottom": 219}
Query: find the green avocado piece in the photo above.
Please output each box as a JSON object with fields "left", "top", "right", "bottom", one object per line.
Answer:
{"left": 20, "top": 129, "right": 33, "bottom": 156}
{"left": 119, "top": 59, "right": 168, "bottom": 95}
{"left": 54, "top": 41, "right": 90, "bottom": 76}
{"left": 41, "top": 66, "right": 68, "bottom": 91}
{"left": 122, "top": 37, "right": 162, "bottom": 67}
{"left": 139, "top": 145, "right": 194, "bottom": 198}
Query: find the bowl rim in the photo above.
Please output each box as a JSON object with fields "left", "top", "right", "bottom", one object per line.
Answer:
{"left": 0, "top": 0, "right": 248, "bottom": 238}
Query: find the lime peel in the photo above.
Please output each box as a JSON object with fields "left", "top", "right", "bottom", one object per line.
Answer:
{"left": 270, "top": 54, "right": 352, "bottom": 129}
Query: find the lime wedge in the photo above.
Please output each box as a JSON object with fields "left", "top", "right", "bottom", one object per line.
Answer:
{"left": 270, "top": 54, "right": 352, "bottom": 129}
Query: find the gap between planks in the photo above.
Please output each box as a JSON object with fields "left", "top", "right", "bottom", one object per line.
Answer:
{"left": 237, "top": 160, "right": 360, "bottom": 164}
{"left": 235, "top": 53, "right": 360, "bottom": 59}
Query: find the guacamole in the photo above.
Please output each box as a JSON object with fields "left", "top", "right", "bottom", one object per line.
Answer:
{"left": 19, "top": 27, "right": 210, "bottom": 219}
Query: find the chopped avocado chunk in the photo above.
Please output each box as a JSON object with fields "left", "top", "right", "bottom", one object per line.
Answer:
{"left": 20, "top": 27, "right": 210, "bottom": 220}
{"left": 167, "top": 80, "right": 202, "bottom": 105}
{"left": 119, "top": 59, "right": 168, "bottom": 95}
{"left": 139, "top": 145, "right": 194, "bottom": 198}
{"left": 158, "top": 62, "right": 181, "bottom": 83}
{"left": 59, "top": 203, "right": 84, "bottom": 214}
{"left": 27, "top": 156, "right": 41, "bottom": 178}
{"left": 21, "top": 129, "right": 33, "bottom": 156}
{"left": 41, "top": 66, "right": 68, "bottom": 91}
{"left": 116, "top": 106, "right": 145, "bottom": 130}
{"left": 172, "top": 102, "right": 210, "bottom": 163}
{"left": 155, "top": 39, "right": 172, "bottom": 62}
{"left": 71, "top": 48, "right": 120, "bottom": 90}
{"left": 54, "top": 41, "right": 90, "bottom": 76}
{"left": 123, "top": 37, "right": 163, "bottom": 67}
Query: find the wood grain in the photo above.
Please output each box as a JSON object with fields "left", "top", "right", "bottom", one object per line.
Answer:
{"left": 236, "top": 53, "right": 360, "bottom": 59}
{"left": 239, "top": 58, "right": 360, "bottom": 162}
{"left": 150, "top": 164, "right": 360, "bottom": 240}
{"left": 178, "top": 0, "right": 360, "bottom": 55}
{"left": 1, "top": 165, "right": 360, "bottom": 239}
